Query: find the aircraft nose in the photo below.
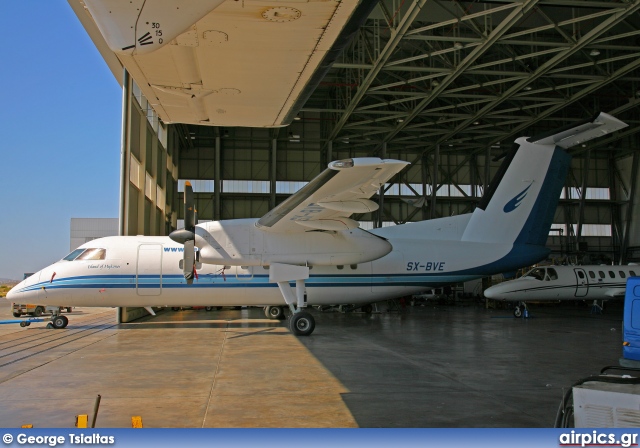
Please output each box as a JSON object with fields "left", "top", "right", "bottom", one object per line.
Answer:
{"left": 6, "top": 284, "right": 17, "bottom": 301}
{"left": 483, "top": 284, "right": 504, "bottom": 299}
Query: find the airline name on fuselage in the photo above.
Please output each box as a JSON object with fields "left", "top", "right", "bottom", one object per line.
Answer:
{"left": 406, "top": 261, "right": 446, "bottom": 272}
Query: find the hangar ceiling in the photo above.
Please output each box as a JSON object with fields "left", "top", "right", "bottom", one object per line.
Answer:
{"left": 299, "top": 0, "right": 640, "bottom": 159}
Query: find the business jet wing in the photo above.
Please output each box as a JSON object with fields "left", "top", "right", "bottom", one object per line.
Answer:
{"left": 257, "top": 158, "right": 409, "bottom": 233}
{"left": 605, "top": 288, "right": 626, "bottom": 299}
{"left": 78, "top": 0, "right": 377, "bottom": 127}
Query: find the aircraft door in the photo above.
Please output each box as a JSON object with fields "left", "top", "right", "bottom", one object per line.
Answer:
{"left": 137, "top": 244, "right": 162, "bottom": 296}
{"left": 574, "top": 268, "right": 589, "bottom": 297}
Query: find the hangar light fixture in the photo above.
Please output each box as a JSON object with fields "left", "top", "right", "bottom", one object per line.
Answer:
{"left": 590, "top": 49, "right": 600, "bottom": 56}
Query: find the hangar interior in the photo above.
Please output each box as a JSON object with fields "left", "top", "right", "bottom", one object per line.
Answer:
{"left": 69, "top": 0, "right": 640, "bottom": 268}
{"left": 4, "top": 0, "right": 640, "bottom": 429}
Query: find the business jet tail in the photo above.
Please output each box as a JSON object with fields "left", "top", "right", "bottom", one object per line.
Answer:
{"left": 461, "top": 112, "right": 627, "bottom": 246}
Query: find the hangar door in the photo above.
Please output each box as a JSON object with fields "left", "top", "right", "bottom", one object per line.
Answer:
{"left": 137, "top": 244, "right": 162, "bottom": 296}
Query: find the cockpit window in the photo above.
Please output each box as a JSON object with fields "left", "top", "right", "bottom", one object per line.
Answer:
{"left": 547, "top": 268, "right": 558, "bottom": 281}
{"left": 76, "top": 248, "right": 106, "bottom": 260}
{"left": 525, "top": 268, "right": 545, "bottom": 281}
{"left": 62, "top": 248, "right": 106, "bottom": 261}
{"left": 63, "top": 249, "right": 86, "bottom": 261}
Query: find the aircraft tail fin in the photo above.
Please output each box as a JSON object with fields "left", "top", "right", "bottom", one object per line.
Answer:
{"left": 461, "top": 112, "right": 627, "bottom": 245}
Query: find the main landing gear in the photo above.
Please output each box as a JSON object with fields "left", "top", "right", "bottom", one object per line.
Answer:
{"left": 46, "top": 313, "right": 69, "bottom": 329}
{"left": 270, "top": 263, "right": 316, "bottom": 336}
{"left": 264, "top": 306, "right": 286, "bottom": 320}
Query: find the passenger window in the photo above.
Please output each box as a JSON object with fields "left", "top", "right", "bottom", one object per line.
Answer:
{"left": 609, "top": 271, "right": 615, "bottom": 278}
{"left": 548, "top": 268, "right": 558, "bottom": 280}
{"left": 577, "top": 271, "right": 585, "bottom": 279}
{"left": 76, "top": 248, "right": 106, "bottom": 261}
{"left": 620, "top": 271, "right": 626, "bottom": 278}
{"left": 599, "top": 271, "right": 605, "bottom": 278}
{"left": 589, "top": 271, "right": 595, "bottom": 279}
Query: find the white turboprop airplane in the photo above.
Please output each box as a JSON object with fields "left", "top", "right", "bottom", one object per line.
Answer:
{"left": 484, "top": 264, "right": 637, "bottom": 317}
{"left": 7, "top": 113, "right": 627, "bottom": 335}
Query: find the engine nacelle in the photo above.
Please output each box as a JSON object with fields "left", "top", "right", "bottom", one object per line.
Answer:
{"left": 194, "top": 219, "right": 392, "bottom": 267}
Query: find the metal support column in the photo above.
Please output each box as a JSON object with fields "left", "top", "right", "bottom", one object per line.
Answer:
{"left": 421, "top": 153, "right": 428, "bottom": 220}
{"left": 576, "top": 150, "right": 590, "bottom": 242}
{"left": 430, "top": 145, "right": 439, "bottom": 220}
{"left": 327, "top": 140, "right": 333, "bottom": 166}
{"left": 377, "top": 142, "right": 386, "bottom": 228}
{"left": 118, "top": 69, "right": 130, "bottom": 237}
{"left": 214, "top": 134, "right": 221, "bottom": 221}
{"left": 621, "top": 152, "right": 639, "bottom": 263}
{"left": 270, "top": 138, "right": 277, "bottom": 209}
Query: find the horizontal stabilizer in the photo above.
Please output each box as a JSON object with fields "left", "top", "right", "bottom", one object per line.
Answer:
{"left": 527, "top": 112, "right": 628, "bottom": 149}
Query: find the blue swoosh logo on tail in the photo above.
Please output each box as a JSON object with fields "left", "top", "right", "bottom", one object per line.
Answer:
{"left": 503, "top": 184, "right": 532, "bottom": 213}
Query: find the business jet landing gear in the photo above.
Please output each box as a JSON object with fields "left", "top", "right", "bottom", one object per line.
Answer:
{"left": 270, "top": 263, "right": 315, "bottom": 336}
{"left": 48, "top": 313, "right": 69, "bottom": 329}
{"left": 264, "top": 306, "right": 286, "bottom": 320}
{"left": 513, "top": 302, "right": 529, "bottom": 318}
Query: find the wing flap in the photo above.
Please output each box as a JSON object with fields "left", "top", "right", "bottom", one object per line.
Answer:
{"left": 257, "top": 158, "right": 409, "bottom": 233}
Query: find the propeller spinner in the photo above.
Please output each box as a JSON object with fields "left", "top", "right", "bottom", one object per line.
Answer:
{"left": 169, "top": 181, "right": 198, "bottom": 284}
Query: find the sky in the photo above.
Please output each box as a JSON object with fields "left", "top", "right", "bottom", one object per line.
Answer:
{"left": 0, "top": 3, "right": 122, "bottom": 280}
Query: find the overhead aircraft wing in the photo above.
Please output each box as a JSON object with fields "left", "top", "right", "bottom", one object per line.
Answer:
{"left": 77, "top": 0, "right": 377, "bottom": 127}
{"left": 257, "top": 158, "right": 409, "bottom": 233}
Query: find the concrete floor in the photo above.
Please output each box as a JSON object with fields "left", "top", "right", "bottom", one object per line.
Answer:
{"left": 0, "top": 299, "right": 624, "bottom": 428}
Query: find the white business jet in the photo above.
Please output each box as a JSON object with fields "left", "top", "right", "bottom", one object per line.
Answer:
{"left": 7, "top": 113, "right": 627, "bottom": 335}
{"left": 484, "top": 264, "right": 637, "bottom": 317}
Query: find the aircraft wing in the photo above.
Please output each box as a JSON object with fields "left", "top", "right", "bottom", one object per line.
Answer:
{"left": 78, "top": 0, "right": 377, "bottom": 127}
{"left": 257, "top": 158, "right": 409, "bottom": 233}
{"left": 605, "top": 288, "right": 626, "bottom": 299}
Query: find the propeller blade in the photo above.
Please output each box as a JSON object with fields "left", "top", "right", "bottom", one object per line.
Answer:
{"left": 184, "top": 181, "right": 195, "bottom": 231}
{"left": 183, "top": 240, "right": 195, "bottom": 284}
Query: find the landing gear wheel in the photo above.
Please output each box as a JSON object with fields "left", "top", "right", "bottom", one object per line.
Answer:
{"left": 51, "top": 315, "right": 68, "bottom": 329}
{"left": 20, "top": 321, "right": 27, "bottom": 327}
{"left": 66, "top": 307, "right": 72, "bottom": 313}
{"left": 265, "top": 306, "right": 285, "bottom": 320}
{"left": 362, "top": 304, "right": 373, "bottom": 314}
{"left": 288, "top": 311, "right": 315, "bottom": 336}
{"left": 205, "top": 306, "right": 213, "bottom": 311}
{"left": 34, "top": 307, "right": 44, "bottom": 317}
{"left": 513, "top": 306, "right": 523, "bottom": 318}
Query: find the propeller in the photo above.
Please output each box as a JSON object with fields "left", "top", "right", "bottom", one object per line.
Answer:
{"left": 169, "top": 181, "right": 197, "bottom": 284}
